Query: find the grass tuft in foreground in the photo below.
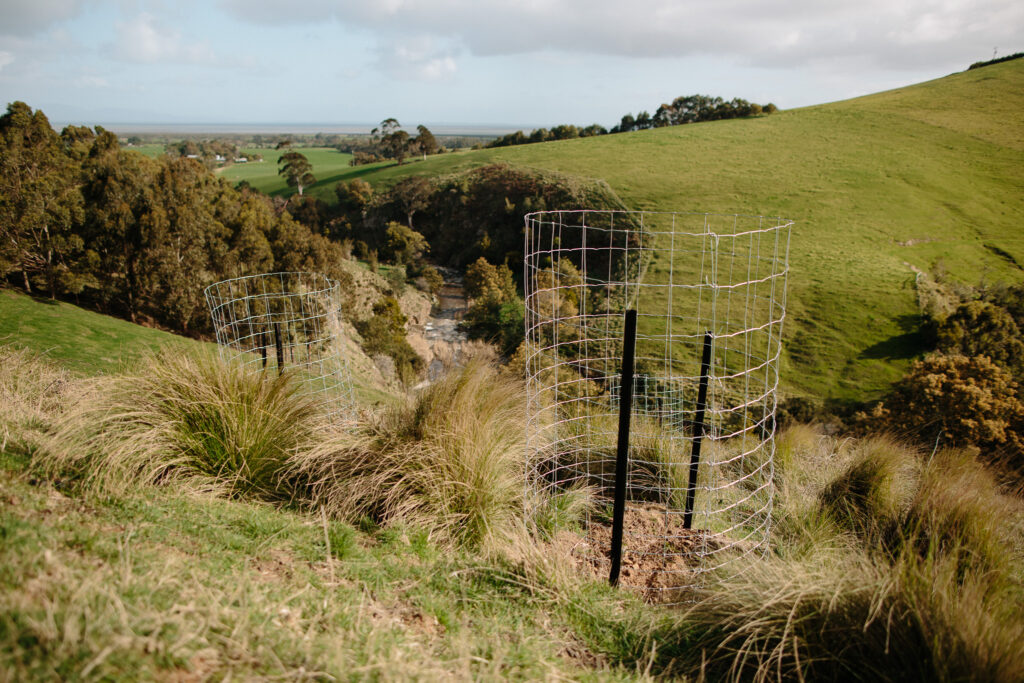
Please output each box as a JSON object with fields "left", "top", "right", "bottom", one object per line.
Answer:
{"left": 293, "top": 352, "right": 530, "bottom": 547}
{"left": 629, "top": 426, "right": 1024, "bottom": 682}
{"left": 40, "top": 351, "right": 322, "bottom": 499}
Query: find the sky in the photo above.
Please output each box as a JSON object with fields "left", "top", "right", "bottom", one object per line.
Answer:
{"left": 0, "top": 0, "right": 1021, "bottom": 132}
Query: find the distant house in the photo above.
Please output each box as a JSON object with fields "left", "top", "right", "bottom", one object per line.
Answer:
{"left": 234, "top": 157, "right": 248, "bottom": 163}
{"left": 215, "top": 154, "right": 226, "bottom": 162}
{"left": 185, "top": 154, "right": 200, "bottom": 159}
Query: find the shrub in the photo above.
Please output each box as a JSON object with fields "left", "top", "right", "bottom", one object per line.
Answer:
{"left": 40, "top": 352, "right": 321, "bottom": 498}
{"left": 383, "top": 221, "right": 428, "bottom": 266}
{"left": 384, "top": 266, "right": 407, "bottom": 296}
{"left": 935, "top": 300, "right": 1024, "bottom": 372}
{"left": 418, "top": 265, "right": 444, "bottom": 296}
{"left": 877, "top": 353, "right": 1024, "bottom": 468}
{"left": 462, "top": 257, "right": 524, "bottom": 355}
{"left": 354, "top": 296, "right": 423, "bottom": 385}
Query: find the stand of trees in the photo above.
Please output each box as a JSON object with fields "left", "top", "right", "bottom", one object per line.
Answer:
{"left": 0, "top": 102, "right": 347, "bottom": 335}
{"left": 488, "top": 94, "right": 777, "bottom": 149}
{"left": 1, "top": 101, "right": 640, "bottom": 366}
{"left": 348, "top": 119, "right": 442, "bottom": 166}
{"left": 968, "top": 51, "right": 1023, "bottom": 70}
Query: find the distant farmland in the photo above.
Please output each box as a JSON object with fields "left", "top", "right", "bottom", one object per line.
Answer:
{"left": 217, "top": 148, "right": 356, "bottom": 201}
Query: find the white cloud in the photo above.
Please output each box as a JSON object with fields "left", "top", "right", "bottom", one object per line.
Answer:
{"left": 75, "top": 74, "right": 109, "bottom": 87}
{"left": 0, "top": 0, "right": 83, "bottom": 35}
{"left": 107, "top": 13, "right": 216, "bottom": 64}
{"left": 375, "top": 37, "right": 458, "bottom": 80}
{"left": 0, "top": 51, "right": 13, "bottom": 72}
{"left": 218, "top": 0, "right": 1024, "bottom": 71}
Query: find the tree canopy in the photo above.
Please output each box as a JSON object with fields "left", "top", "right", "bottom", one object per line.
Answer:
{"left": 277, "top": 151, "right": 315, "bottom": 195}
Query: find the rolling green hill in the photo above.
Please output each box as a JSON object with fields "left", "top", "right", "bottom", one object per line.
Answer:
{"left": 0, "top": 289, "right": 209, "bottom": 375}
{"left": 327, "top": 60, "right": 1024, "bottom": 402}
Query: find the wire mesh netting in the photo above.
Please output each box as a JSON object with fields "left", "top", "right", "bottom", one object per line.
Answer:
{"left": 524, "top": 210, "right": 792, "bottom": 600}
{"left": 204, "top": 272, "right": 355, "bottom": 424}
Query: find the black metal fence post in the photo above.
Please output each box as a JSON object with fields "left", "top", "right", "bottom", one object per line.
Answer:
{"left": 683, "top": 331, "right": 713, "bottom": 530}
{"left": 609, "top": 309, "right": 638, "bottom": 586}
{"left": 273, "top": 321, "right": 284, "bottom": 376}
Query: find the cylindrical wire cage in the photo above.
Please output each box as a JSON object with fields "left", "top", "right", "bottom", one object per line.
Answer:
{"left": 524, "top": 210, "right": 792, "bottom": 600}
{"left": 204, "top": 272, "right": 355, "bottom": 425}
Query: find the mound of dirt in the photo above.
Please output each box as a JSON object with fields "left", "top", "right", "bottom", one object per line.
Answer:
{"left": 564, "top": 504, "right": 720, "bottom": 602}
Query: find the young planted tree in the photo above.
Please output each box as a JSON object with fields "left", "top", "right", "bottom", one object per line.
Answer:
{"left": 277, "top": 151, "right": 315, "bottom": 195}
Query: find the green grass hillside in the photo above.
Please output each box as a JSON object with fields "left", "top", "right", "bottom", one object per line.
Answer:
{"left": 331, "top": 60, "right": 1024, "bottom": 402}
{"left": 0, "top": 289, "right": 208, "bottom": 375}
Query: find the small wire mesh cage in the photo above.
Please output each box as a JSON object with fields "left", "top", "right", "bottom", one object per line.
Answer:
{"left": 524, "top": 210, "right": 792, "bottom": 600}
{"left": 204, "top": 272, "right": 355, "bottom": 425}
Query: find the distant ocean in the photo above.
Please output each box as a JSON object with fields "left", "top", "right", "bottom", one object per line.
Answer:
{"left": 52, "top": 122, "right": 525, "bottom": 137}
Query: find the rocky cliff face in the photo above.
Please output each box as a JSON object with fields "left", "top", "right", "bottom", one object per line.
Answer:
{"left": 336, "top": 260, "right": 469, "bottom": 395}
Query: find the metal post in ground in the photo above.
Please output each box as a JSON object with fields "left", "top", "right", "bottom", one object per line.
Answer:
{"left": 609, "top": 309, "right": 638, "bottom": 586}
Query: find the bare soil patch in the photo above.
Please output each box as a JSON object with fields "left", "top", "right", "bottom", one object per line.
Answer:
{"left": 562, "top": 504, "right": 719, "bottom": 601}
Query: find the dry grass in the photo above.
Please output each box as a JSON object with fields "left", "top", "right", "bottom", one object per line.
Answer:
{"left": 654, "top": 425, "right": 1024, "bottom": 681}
{"left": 291, "top": 353, "right": 531, "bottom": 547}
{"left": 39, "top": 351, "right": 322, "bottom": 498}
{"left": 0, "top": 346, "right": 73, "bottom": 456}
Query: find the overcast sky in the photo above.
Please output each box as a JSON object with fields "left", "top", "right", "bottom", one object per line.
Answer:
{"left": 0, "top": 0, "right": 1020, "bottom": 131}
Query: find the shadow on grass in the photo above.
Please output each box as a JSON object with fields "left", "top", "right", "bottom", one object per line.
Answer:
{"left": 859, "top": 315, "right": 928, "bottom": 360}
{"left": 28, "top": 294, "right": 60, "bottom": 306}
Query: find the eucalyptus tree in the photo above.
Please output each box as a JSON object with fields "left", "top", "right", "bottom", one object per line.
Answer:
{"left": 278, "top": 151, "right": 315, "bottom": 195}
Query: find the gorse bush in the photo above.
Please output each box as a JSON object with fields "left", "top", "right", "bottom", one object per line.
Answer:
{"left": 936, "top": 300, "right": 1024, "bottom": 373}
{"left": 869, "top": 353, "right": 1024, "bottom": 469}
{"left": 41, "top": 351, "right": 321, "bottom": 497}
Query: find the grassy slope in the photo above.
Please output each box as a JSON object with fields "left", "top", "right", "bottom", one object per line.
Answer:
{"left": 0, "top": 456, "right": 634, "bottom": 680}
{"left": 0, "top": 289, "right": 391, "bottom": 403}
{"left": 331, "top": 60, "right": 1024, "bottom": 402}
{"left": 0, "top": 289, "right": 208, "bottom": 375}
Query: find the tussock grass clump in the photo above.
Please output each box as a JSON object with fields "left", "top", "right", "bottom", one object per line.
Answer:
{"left": 819, "top": 435, "right": 922, "bottom": 541}
{"left": 661, "top": 547, "right": 1024, "bottom": 682}
{"left": 641, "top": 426, "right": 1024, "bottom": 682}
{"left": 41, "top": 351, "right": 321, "bottom": 498}
{"left": 292, "top": 354, "right": 529, "bottom": 547}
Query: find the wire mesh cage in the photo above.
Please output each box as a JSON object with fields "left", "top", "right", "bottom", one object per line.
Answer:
{"left": 524, "top": 210, "right": 792, "bottom": 600}
{"left": 204, "top": 272, "right": 355, "bottom": 425}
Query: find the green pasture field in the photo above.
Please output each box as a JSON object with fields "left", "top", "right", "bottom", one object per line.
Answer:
{"left": 216, "top": 147, "right": 356, "bottom": 202}
{"left": 333, "top": 60, "right": 1024, "bottom": 403}
{"left": 124, "top": 143, "right": 166, "bottom": 158}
